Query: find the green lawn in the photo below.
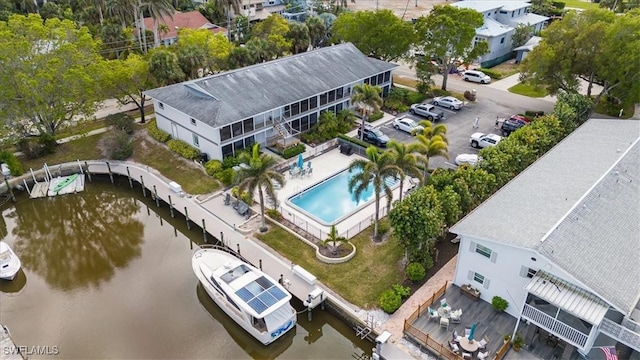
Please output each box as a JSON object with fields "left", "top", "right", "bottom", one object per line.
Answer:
{"left": 508, "top": 83, "right": 549, "bottom": 98}
{"left": 562, "top": 0, "right": 599, "bottom": 9}
{"left": 55, "top": 119, "right": 109, "bottom": 140}
{"left": 256, "top": 224, "right": 405, "bottom": 309}
{"left": 20, "top": 133, "right": 106, "bottom": 171}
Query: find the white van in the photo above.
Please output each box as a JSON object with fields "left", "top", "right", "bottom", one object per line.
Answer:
{"left": 462, "top": 70, "right": 492, "bottom": 84}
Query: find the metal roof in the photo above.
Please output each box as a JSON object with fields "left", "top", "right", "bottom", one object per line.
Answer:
{"left": 144, "top": 43, "right": 397, "bottom": 129}
{"left": 477, "top": 17, "right": 513, "bottom": 37}
{"left": 507, "top": 13, "right": 550, "bottom": 27}
{"left": 526, "top": 271, "right": 609, "bottom": 325}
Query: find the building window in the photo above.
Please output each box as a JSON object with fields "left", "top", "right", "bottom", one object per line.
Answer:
{"left": 301, "top": 99, "right": 309, "bottom": 113}
{"left": 300, "top": 115, "right": 309, "bottom": 131}
{"left": 291, "top": 119, "right": 300, "bottom": 131}
{"left": 370, "top": 75, "right": 377, "bottom": 86}
{"left": 193, "top": 134, "right": 199, "bottom": 147}
{"left": 284, "top": 105, "right": 291, "bottom": 117}
{"left": 520, "top": 266, "right": 538, "bottom": 278}
{"left": 475, "top": 244, "right": 492, "bottom": 258}
{"left": 499, "top": 10, "right": 507, "bottom": 14}
{"left": 309, "top": 96, "right": 318, "bottom": 109}
{"left": 473, "top": 272, "right": 485, "bottom": 285}
{"left": 222, "top": 144, "right": 233, "bottom": 158}
{"left": 377, "top": 73, "right": 384, "bottom": 85}
{"left": 191, "top": 118, "right": 196, "bottom": 126}
{"left": 384, "top": 71, "right": 390, "bottom": 82}
{"left": 159, "top": 102, "right": 164, "bottom": 110}
{"left": 309, "top": 112, "right": 318, "bottom": 127}
{"left": 232, "top": 122, "right": 243, "bottom": 137}
{"left": 320, "top": 93, "right": 328, "bottom": 106}
{"left": 500, "top": 37, "right": 505, "bottom": 44}
{"left": 512, "top": 11, "right": 514, "bottom": 17}
{"left": 328, "top": 90, "right": 336, "bottom": 103}
{"left": 220, "top": 125, "right": 232, "bottom": 141}
{"left": 291, "top": 102, "right": 300, "bottom": 116}
{"left": 336, "top": 87, "right": 344, "bottom": 99}
{"left": 243, "top": 118, "right": 254, "bottom": 133}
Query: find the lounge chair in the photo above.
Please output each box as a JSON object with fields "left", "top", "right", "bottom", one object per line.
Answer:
{"left": 448, "top": 341, "right": 459, "bottom": 354}
{"left": 440, "top": 298, "right": 448, "bottom": 307}
{"left": 462, "top": 352, "right": 472, "bottom": 359}
{"left": 232, "top": 198, "right": 240, "bottom": 210}
{"left": 477, "top": 351, "right": 489, "bottom": 360}
{"left": 440, "top": 317, "right": 449, "bottom": 330}
{"left": 307, "top": 167, "right": 313, "bottom": 176}
{"left": 450, "top": 309, "right": 462, "bottom": 323}
{"left": 223, "top": 193, "right": 231, "bottom": 205}
{"left": 428, "top": 307, "right": 439, "bottom": 321}
{"left": 478, "top": 336, "right": 489, "bottom": 349}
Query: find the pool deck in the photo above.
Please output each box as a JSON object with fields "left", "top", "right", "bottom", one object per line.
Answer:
{"left": 276, "top": 147, "right": 414, "bottom": 240}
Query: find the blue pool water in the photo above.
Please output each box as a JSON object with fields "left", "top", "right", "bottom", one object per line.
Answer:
{"left": 288, "top": 170, "right": 397, "bottom": 225}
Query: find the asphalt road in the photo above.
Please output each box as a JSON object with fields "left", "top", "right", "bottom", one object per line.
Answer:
{"left": 356, "top": 62, "right": 557, "bottom": 171}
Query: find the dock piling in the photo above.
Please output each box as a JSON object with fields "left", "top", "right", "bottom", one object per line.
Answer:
{"left": 153, "top": 185, "right": 159, "bottom": 207}
{"left": 259, "top": 259, "right": 262, "bottom": 270}
{"left": 106, "top": 162, "right": 114, "bottom": 184}
{"left": 168, "top": 195, "right": 174, "bottom": 218}
{"left": 185, "top": 207, "right": 191, "bottom": 230}
{"left": 126, "top": 167, "right": 133, "bottom": 188}
{"left": 140, "top": 176, "right": 146, "bottom": 197}
{"left": 84, "top": 162, "right": 92, "bottom": 182}
{"left": 4, "top": 179, "right": 15, "bottom": 203}
{"left": 236, "top": 244, "right": 241, "bottom": 255}
{"left": 202, "top": 219, "right": 207, "bottom": 242}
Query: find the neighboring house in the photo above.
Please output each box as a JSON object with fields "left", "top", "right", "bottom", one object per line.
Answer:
{"left": 235, "top": 0, "right": 286, "bottom": 21}
{"left": 452, "top": 1, "right": 548, "bottom": 67}
{"left": 144, "top": 43, "right": 397, "bottom": 161}
{"left": 450, "top": 119, "right": 640, "bottom": 359}
{"left": 142, "top": 11, "right": 226, "bottom": 47}
{"left": 514, "top": 35, "right": 542, "bottom": 63}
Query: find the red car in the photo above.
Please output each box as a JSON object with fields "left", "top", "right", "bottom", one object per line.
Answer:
{"left": 509, "top": 115, "right": 531, "bottom": 124}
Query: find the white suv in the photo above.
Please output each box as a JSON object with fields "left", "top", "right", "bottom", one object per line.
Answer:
{"left": 470, "top": 133, "right": 502, "bottom": 148}
{"left": 463, "top": 70, "right": 491, "bottom": 84}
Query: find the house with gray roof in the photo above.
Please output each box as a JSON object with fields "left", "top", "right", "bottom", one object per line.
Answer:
{"left": 452, "top": 1, "right": 548, "bottom": 67}
{"left": 450, "top": 119, "right": 640, "bottom": 358}
{"left": 144, "top": 43, "right": 397, "bottom": 161}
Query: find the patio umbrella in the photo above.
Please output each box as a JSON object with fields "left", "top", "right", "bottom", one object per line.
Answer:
{"left": 297, "top": 154, "right": 304, "bottom": 169}
{"left": 468, "top": 322, "right": 477, "bottom": 341}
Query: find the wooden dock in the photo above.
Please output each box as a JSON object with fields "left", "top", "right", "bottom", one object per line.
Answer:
{"left": 1, "top": 325, "right": 25, "bottom": 360}
{"left": 29, "top": 174, "right": 85, "bottom": 199}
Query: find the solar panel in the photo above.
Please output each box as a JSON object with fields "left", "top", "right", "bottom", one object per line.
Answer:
{"left": 235, "top": 276, "right": 288, "bottom": 314}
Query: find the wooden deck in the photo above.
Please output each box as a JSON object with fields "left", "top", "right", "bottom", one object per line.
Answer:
{"left": 1, "top": 325, "right": 25, "bottom": 360}
{"left": 409, "top": 285, "right": 517, "bottom": 358}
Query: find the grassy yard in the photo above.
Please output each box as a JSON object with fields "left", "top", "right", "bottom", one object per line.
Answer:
{"left": 562, "top": 0, "right": 599, "bottom": 9}
{"left": 489, "top": 62, "right": 521, "bottom": 79}
{"left": 256, "top": 223, "right": 405, "bottom": 309}
{"left": 508, "top": 83, "right": 549, "bottom": 98}
{"left": 55, "top": 119, "right": 109, "bottom": 140}
{"left": 393, "top": 75, "right": 419, "bottom": 89}
{"left": 20, "top": 133, "right": 106, "bottom": 171}
{"left": 132, "top": 129, "right": 219, "bottom": 195}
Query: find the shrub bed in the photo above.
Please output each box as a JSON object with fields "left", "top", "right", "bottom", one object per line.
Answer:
{"left": 204, "top": 159, "right": 223, "bottom": 176}
{"left": 282, "top": 143, "right": 306, "bottom": 159}
{"left": 104, "top": 130, "right": 133, "bottom": 160}
{"left": 148, "top": 120, "right": 171, "bottom": 143}
{"left": 167, "top": 139, "right": 200, "bottom": 160}
{"left": 368, "top": 111, "right": 384, "bottom": 122}
{"left": 479, "top": 68, "right": 503, "bottom": 80}
{"left": 106, "top": 113, "right": 135, "bottom": 134}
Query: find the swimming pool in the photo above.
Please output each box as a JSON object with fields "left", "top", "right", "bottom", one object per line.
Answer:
{"left": 288, "top": 169, "right": 398, "bottom": 225}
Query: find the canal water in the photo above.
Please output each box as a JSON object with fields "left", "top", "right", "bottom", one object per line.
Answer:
{"left": 0, "top": 178, "right": 373, "bottom": 359}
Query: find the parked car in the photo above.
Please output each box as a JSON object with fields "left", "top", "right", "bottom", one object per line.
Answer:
{"left": 432, "top": 96, "right": 464, "bottom": 110}
{"left": 357, "top": 125, "right": 390, "bottom": 147}
{"left": 462, "top": 70, "right": 491, "bottom": 84}
{"left": 409, "top": 103, "right": 445, "bottom": 121}
{"left": 392, "top": 117, "right": 423, "bottom": 134}
{"left": 500, "top": 118, "right": 527, "bottom": 136}
{"left": 509, "top": 115, "right": 531, "bottom": 124}
{"left": 455, "top": 154, "right": 479, "bottom": 166}
{"left": 470, "top": 133, "right": 502, "bottom": 148}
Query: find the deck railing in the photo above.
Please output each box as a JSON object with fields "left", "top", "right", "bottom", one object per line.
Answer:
{"left": 521, "top": 304, "right": 588, "bottom": 348}
{"left": 493, "top": 340, "right": 510, "bottom": 360}
{"left": 405, "top": 281, "right": 449, "bottom": 325}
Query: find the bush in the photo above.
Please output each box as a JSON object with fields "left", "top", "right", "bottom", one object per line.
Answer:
{"left": 406, "top": 90, "right": 427, "bottom": 105}
{"left": 392, "top": 284, "right": 411, "bottom": 299}
{"left": 104, "top": 130, "right": 134, "bottom": 160}
{"left": 204, "top": 159, "right": 223, "bottom": 176}
{"left": 368, "top": 111, "right": 384, "bottom": 122}
{"left": 379, "top": 289, "right": 402, "bottom": 314}
{"left": 479, "top": 68, "right": 502, "bottom": 80}
{"left": 524, "top": 110, "right": 545, "bottom": 118}
{"left": 148, "top": 120, "right": 171, "bottom": 143}
{"left": 551, "top": 1, "right": 565, "bottom": 9}
{"left": 38, "top": 133, "right": 57, "bottom": 154}
{"left": 406, "top": 262, "right": 426, "bottom": 282}
{"left": 0, "top": 151, "right": 23, "bottom": 176}
{"left": 222, "top": 155, "right": 240, "bottom": 169}
{"left": 377, "top": 219, "right": 391, "bottom": 235}
{"left": 231, "top": 186, "right": 253, "bottom": 204}
{"left": 215, "top": 168, "right": 236, "bottom": 186}
{"left": 337, "top": 134, "right": 373, "bottom": 151}
{"left": 492, "top": 296, "right": 509, "bottom": 312}
{"left": 266, "top": 208, "right": 281, "bottom": 220}
{"left": 282, "top": 143, "right": 306, "bottom": 159}
{"left": 106, "top": 113, "right": 135, "bottom": 134}
{"left": 167, "top": 139, "right": 200, "bottom": 160}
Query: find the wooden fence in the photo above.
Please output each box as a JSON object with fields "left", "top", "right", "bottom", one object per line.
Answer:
{"left": 405, "top": 281, "right": 449, "bottom": 325}
{"left": 493, "top": 340, "right": 510, "bottom": 360}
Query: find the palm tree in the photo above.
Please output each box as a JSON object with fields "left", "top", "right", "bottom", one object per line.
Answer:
{"left": 106, "top": 0, "right": 135, "bottom": 29}
{"left": 140, "top": 0, "right": 175, "bottom": 48}
{"left": 213, "top": 0, "right": 242, "bottom": 39}
{"left": 237, "top": 144, "right": 285, "bottom": 233}
{"left": 415, "top": 134, "right": 449, "bottom": 184}
{"left": 416, "top": 120, "right": 449, "bottom": 143}
{"left": 386, "top": 140, "right": 423, "bottom": 202}
{"left": 322, "top": 225, "right": 348, "bottom": 255}
{"left": 351, "top": 83, "right": 383, "bottom": 141}
{"left": 348, "top": 146, "right": 400, "bottom": 239}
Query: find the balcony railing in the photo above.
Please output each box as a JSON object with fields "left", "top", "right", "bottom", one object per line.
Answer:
{"left": 600, "top": 318, "right": 640, "bottom": 352}
{"left": 522, "top": 304, "right": 589, "bottom": 349}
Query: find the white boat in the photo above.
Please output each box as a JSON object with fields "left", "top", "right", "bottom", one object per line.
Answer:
{"left": 192, "top": 245, "right": 297, "bottom": 345}
{"left": 0, "top": 242, "right": 21, "bottom": 281}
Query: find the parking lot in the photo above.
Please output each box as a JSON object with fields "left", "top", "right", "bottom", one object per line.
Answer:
{"left": 355, "top": 94, "right": 554, "bottom": 171}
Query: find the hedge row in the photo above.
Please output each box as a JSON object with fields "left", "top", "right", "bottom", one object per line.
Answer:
{"left": 337, "top": 134, "right": 373, "bottom": 151}
{"left": 479, "top": 68, "right": 503, "bottom": 80}
{"left": 167, "top": 139, "right": 200, "bottom": 160}
{"left": 282, "top": 143, "right": 306, "bottom": 159}
{"left": 148, "top": 120, "right": 171, "bottom": 143}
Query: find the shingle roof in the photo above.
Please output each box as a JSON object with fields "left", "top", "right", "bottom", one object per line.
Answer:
{"left": 144, "top": 43, "right": 397, "bottom": 128}
{"left": 450, "top": 119, "right": 640, "bottom": 314}
{"left": 143, "top": 11, "right": 226, "bottom": 40}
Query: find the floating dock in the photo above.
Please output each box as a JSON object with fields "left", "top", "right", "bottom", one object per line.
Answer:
{"left": 0, "top": 325, "right": 25, "bottom": 360}
{"left": 29, "top": 174, "right": 85, "bottom": 199}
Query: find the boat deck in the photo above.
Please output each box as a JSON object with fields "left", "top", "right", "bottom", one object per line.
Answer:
{"left": 29, "top": 174, "right": 85, "bottom": 198}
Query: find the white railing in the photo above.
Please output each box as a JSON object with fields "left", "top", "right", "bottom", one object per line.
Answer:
{"left": 600, "top": 318, "right": 640, "bottom": 351}
{"left": 522, "top": 304, "right": 589, "bottom": 349}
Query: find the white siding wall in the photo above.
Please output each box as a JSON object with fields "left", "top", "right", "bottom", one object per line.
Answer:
{"left": 453, "top": 235, "right": 599, "bottom": 319}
